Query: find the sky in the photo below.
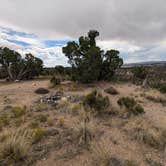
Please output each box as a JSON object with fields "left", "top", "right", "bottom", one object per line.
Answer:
{"left": 0, "top": 0, "right": 166, "bottom": 67}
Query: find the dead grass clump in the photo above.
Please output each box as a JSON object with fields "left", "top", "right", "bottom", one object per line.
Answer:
{"left": 0, "top": 128, "right": 32, "bottom": 164}
{"left": 132, "top": 127, "right": 161, "bottom": 149}
{"left": 71, "top": 113, "right": 98, "bottom": 147}
{"left": 145, "top": 95, "right": 166, "bottom": 106}
{"left": 90, "top": 138, "right": 111, "bottom": 166}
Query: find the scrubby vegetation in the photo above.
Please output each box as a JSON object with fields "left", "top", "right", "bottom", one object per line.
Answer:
{"left": 50, "top": 76, "right": 61, "bottom": 87}
{"left": 150, "top": 82, "right": 166, "bottom": 94}
{"left": 63, "top": 30, "right": 123, "bottom": 83}
{"left": 118, "top": 97, "right": 145, "bottom": 115}
{"left": 83, "top": 90, "right": 110, "bottom": 114}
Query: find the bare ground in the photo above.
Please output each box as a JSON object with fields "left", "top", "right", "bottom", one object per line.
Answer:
{"left": 0, "top": 79, "right": 166, "bottom": 166}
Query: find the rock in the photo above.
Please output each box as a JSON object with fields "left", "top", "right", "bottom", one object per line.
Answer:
{"left": 104, "top": 87, "right": 119, "bottom": 95}
{"left": 45, "top": 129, "right": 59, "bottom": 137}
{"left": 109, "top": 157, "right": 122, "bottom": 166}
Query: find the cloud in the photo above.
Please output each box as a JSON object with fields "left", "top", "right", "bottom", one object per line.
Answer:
{"left": 0, "top": 1, "right": 166, "bottom": 65}
{"left": 0, "top": 0, "right": 165, "bottom": 43}
{"left": 0, "top": 26, "right": 69, "bottom": 67}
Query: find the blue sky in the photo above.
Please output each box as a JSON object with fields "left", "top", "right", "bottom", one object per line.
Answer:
{"left": 0, "top": 25, "right": 166, "bottom": 67}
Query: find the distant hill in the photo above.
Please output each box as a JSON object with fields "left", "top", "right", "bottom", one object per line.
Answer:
{"left": 123, "top": 61, "right": 166, "bottom": 68}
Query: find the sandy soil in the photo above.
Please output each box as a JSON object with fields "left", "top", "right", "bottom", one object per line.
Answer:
{"left": 0, "top": 79, "right": 166, "bottom": 166}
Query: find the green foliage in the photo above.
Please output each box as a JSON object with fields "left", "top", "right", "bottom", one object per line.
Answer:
{"left": 50, "top": 76, "right": 61, "bottom": 87}
{"left": 32, "top": 128, "right": 45, "bottom": 143}
{"left": 83, "top": 90, "right": 110, "bottom": 114}
{"left": 150, "top": 82, "right": 166, "bottom": 94}
{"left": 37, "top": 114, "right": 47, "bottom": 123}
{"left": 62, "top": 30, "right": 123, "bottom": 83}
{"left": 117, "top": 97, "right": 145, "bottom": 115}
{"left": 0, "top": 114, "right": 10, "bottom": 127}
{"left": 0, "top": 47, "right": 43, "bottom": 81}
{"left": 12, "top": 106, "right": 26, "bottom": 118}
{"left": 29, "top": 121, "right": 39, "bottom": 129}
{"left": 34, "top": 88, "right": 49, "bottom": 94}
{"left": 132, "top": 66, "right": 147, "bottom": 79}
{"left": 35, "top": 103, "right": 47, "bottom": 112}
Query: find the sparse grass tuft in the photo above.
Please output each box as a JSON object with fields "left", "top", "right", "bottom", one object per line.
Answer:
{"left": 29, "top": 121, "right": 39, "bottom": 129}
{"left": 35, "top": 103, "right": 47, "bottom": 112}
{"left": 12, "top": 106, "right": 26, "bottom": 118}
{"left": 0, "top": 114, "right": 10, "bottom": 127}
{"left": 37, "top": 114, "right": 48, "bottom": 123}
{"left": 32, "top": 128, "right": 45, "bottom": 143}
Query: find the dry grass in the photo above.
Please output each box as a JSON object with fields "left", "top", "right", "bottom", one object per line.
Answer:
{"left": 90, "top": 137, "right": 112, "bottom": 166}
{"left": 0, "top": 128, "right": 32, "bottom": 164}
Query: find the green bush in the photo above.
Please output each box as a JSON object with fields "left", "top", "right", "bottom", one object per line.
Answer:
{"left": 132, "top": 66, "right": 147, "bottom": 79}
{"left": 118, "top": 97, "right": 136, "bottom": 108}
{"left": 34, "top": 88, "right": 49, "bottom": 94}
{"left": 83, "top": 90, "right": 110, "bottom": 114}
{"left": 12, "top": 106, "right": 26, "bottom": 118}
{"left": 50, "top": 76, "right": 61, "bottom": 87}
{"left": 150, "top": 82, "right": 166, "bottom": 94}
{"left": 117, "top": 97, "right": 144, "bottom": 115}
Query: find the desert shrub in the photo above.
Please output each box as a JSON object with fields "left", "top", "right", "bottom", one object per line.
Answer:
{"left": 32, "top": 128, "right": 45, "bottom": 143}
{"left": 132, "top": 66, "right": 147, "bottom": 80}
{"left": 117, "top": 97, "right": 144, "bottom": 115}
{"left": 37, "top": 114, "right": 48, "bottom": 123}
{"left": 34, "top": 88, "right": 49, "bottom": 94}
{"left": 159, "top": 83, "right": 166, "bottom": 94}
{"left": 0, "top": 114, "right": 10, "bottom": 127}
{"left": 150, "top": 82, "right": 166, "bottom": 94}
{"left": 0, "top": 128, "right": 32, "bottom": 164}
{"left": 50, "top": 76, "right": 61, "bottom": 87}
{"left": 83, "top": 90, "right": 110, "bottom": 114}
{"left": 12, "top": 106, "right": 26, "bottom": 118}
{"left": 29, "top": 121, "right": 39, "bottom": 129}
{"left": 35, "top": 103, "right": 47, "bottom": 112}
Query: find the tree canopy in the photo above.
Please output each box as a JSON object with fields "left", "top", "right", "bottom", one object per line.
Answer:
{"left": 62, "top": 30, "right": 123, "bottom": 83}
{"left": 0, "top": 47, "right": 43, "bottom": 81}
